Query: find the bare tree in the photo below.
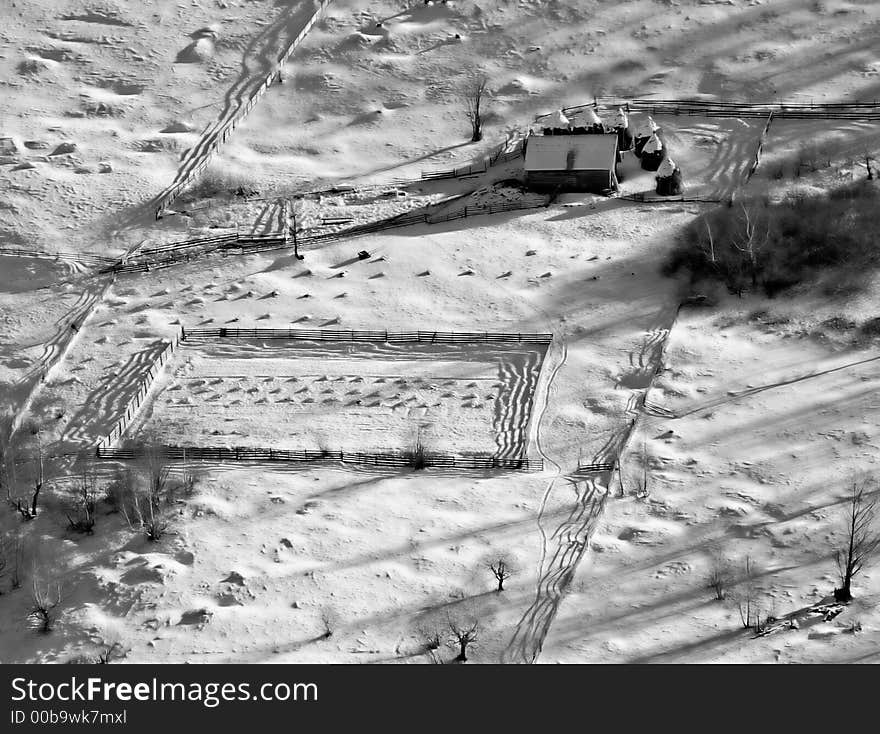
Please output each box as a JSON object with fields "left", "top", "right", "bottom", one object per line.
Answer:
{"left": 447, "top": 612, "right": 479, "bottom": 662}
{"left": 462, "top": 75, "right": 489, "bottom": 143}
{"left": 835, "top": 478, "right": 880, "bottom": 602}
{"left": 729, "top": 202, "right": 771, "bottom": 293}
{"left": 486, "top": 553, "right": 515, "bottom": 592}
{"left": 864, "top": 151, "right": 875, "bottom": 181}
{"left": 15, "top": 423, "right": 44, "bottom": 520}
{"left": 29, "top": 577, "right": 62, "bottom": 633}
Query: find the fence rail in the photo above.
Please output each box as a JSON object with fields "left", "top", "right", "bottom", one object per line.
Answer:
{"left": 94, "top": 444, "right": 544, "bottom": 471}
{"left": 576, "top": 461, "right": 616, "bottom": 473}
{"left": 597, "top": 97, "right": 880, "bottom": 120}
{"left": 181, "top": 327, "right": 553, "bottom": 344}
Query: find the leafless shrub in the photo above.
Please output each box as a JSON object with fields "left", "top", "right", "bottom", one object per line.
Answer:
{"left": 66, "top": 467, "right": 98, "bottom": 534}
{"left": 319, "top": 607, "right": 338, "bottom": 639}
{"left": 118, "top": 471, "right": 169, "bottom": 542}
{"left": 834, "top": 477, "right": 880, "bottom": 602}
{"left": 139, "top": 443, "right": 170, "bottom": 508}
{"left": 707, "top": 553, "right": 733, "bottom": 601}
{"left": 730, "top": 556, "right": 767, "bottom": 632}
{"left": 95, "top": 642, "right": 126, "bottom": 664}
{"left": 404, "top": 429, "right": 429, "bottom": 471}
{"left": 103, "top": 468, "right": 129, "bottom": 513}
{"left": 29, "top": 577, "right": 62, "bottom": 633}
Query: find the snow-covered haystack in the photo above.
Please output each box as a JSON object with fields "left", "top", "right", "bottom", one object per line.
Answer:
{"left": 614, "top": 107, "right": 633, "bottom": 151}
{"left": 640, "top": 133, "right": 666, "bottom": 171}
{"left": 633, "top": 115, "right": 660, "bottom": 156}
{"left": 655, "top": 157, "right": 683, "bottom": 196}
{"left": 569, "top": 107, "right": 604, "bottom": 133}
{"left": 541, "top": 109, "right": 570, "bottom": 135}
{"left": 176, "top": 36, "right": 215, "bottom": 63}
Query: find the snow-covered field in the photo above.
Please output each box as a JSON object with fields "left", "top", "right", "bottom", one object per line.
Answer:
{"left": 2, "top": 0, "right": 880, "bottom": 666}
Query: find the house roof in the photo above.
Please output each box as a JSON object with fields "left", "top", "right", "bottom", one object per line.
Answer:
{"left": 525, "top": 134, "right": 618, "bottom": 171}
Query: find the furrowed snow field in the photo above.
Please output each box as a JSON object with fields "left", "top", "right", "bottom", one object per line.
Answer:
{"left": 134, "top": 338, "right": 547, "bottom": 456}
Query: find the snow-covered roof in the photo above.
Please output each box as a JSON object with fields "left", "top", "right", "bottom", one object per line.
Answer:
{"left": 525, "top": 134, "right": 618, "bottom": 171}
{"left": 541, "top": 109, "right": 570, "bottom": 128}
{"left": 641, "top": 134, "right": 663, "bottom": 154}
{"left": 634, "top": 115, "right": 659, "bottom": 137}
{"left": 656, "top": 157, "right": 676, "bottom": 178}
{"left": 569, "top": 107, "right": 603, "bottom": 127}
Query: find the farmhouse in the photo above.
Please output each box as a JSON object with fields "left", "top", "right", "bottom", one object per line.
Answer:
{"left": 524, "top": 133, "right": 619, "bottom": 193}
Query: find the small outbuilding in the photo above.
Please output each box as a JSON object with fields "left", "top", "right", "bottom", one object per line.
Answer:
{"left": 524, "top": 133, "right": 619, "bottom": 193}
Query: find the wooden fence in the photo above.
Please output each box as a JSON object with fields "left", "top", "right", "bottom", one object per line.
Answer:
{"left": 597, "top": 97, "right": 880, "bottom": 120}
{"left": 180, "top": 327, "right": 553, "bottom": 344}
{"left": 619, "top": 194, "right": 723, "bottom": 205}
{"left": 94, "top": 444, "right": 544, "bottom": 472}
{"left": 421, "top": 136, "right": 526, "bottom": 180}
{"left": 576, "top": 461, "right": 616, "bottom": 473}
{"left": 105, "top": 196, "right": 552, "bottom": 275}
{"left": 153, "top": 0, "right": 333, "bottom": 219}
{"left": 96, "top": 328, "right": 184, "bottom": 451}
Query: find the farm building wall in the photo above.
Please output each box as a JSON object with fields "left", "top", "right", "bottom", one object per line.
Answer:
{"left": 525, "top": 169, "right": 615, "bottom": 193}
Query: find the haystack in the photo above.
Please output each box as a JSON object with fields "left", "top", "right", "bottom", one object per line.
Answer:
{"left": 633, "top": 115, "right": 660, "bottom": 157}
{"left": 614, "top": 107, "right": 633, "bottom": 151}
{"left": 541, "top": 109, "right": 571, "bottom": 135}
{"left": 655, "top": 157, "right": 683, "bottom": 196}
{"left": 569, "top": 107, "right": 604, "bottom": 134}
{"left": 640, "top": 134, "right": 666, "bottom": 171}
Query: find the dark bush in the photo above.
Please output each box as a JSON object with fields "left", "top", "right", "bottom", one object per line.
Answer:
{"left": 665, "top": 183, "right": 880, "bottom": 298}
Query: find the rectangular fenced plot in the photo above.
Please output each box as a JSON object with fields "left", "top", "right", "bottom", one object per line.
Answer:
{"left": 130, "top": 338, "right": 549, "bottom": 458}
